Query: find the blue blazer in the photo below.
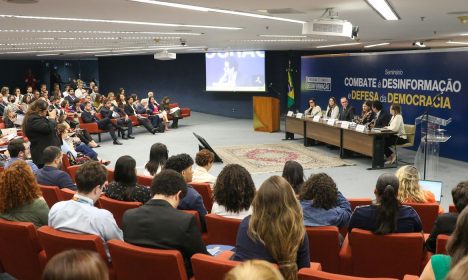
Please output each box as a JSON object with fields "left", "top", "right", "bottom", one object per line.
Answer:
{"left": 36, "top": 166, "right": 77, "bottom": 190}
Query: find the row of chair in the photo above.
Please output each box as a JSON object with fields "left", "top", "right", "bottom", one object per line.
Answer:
{"left": 0, "top": 218, "right": 427, "bottom": 280}
{"left": 77, "top": 103, "right": 191, "bottom": 142}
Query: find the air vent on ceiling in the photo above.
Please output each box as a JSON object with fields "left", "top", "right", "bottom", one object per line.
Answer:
{"left": 257, "top": 8, "right": 305, "bottom": 14}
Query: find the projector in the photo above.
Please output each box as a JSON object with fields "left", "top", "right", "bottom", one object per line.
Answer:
{"left": 302, "top": 19, "right": 354, "bottom": 38}
{"left": 154, "top": 50, "right": 176, "bottom": 60}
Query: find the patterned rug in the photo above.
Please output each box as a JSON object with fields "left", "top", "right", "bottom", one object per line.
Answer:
{"left": 214, "top": 142, "right": 353, "bottom": 174}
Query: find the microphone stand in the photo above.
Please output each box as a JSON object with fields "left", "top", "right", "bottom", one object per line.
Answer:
{"left": 422, "top": 92, "right": 443, "bottom": 180}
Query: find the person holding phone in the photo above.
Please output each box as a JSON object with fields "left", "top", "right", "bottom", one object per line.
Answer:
{"left": 22, "top": 99, "right": 61, "bottom": 167}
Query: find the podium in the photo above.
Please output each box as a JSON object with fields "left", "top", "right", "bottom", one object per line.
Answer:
{"left": 253, "top": 96, "right": 280, "bottom": 132}
{"left": 414, "top": 114, "right": 451, "bottom": 180}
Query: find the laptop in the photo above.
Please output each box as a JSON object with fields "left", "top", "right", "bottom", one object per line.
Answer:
{"left": 419, "top": 180, "right": 443, "bottom": 203}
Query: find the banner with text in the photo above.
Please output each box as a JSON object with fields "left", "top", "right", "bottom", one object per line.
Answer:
{"left": 300, "top": 50, "right": 468, "bottom": 162}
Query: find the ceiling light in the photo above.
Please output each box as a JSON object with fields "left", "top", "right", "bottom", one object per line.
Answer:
{"left": 258, "top": 35, "right": 307, "bottom": 38}
{"left": 36, "top": 54, "right": 60, "bottom": 57}
{"left": 238, "top": 39, "right": 325, "bottom": 43}
{"left": 447, "top": 41, "right": 468, "bottom": 45}
{"left": 364, "top": 42, "right": 390, "bottom": 48}
{"left": 0, "top": 14, "right": 242, "bottom": 30}
{"left": 0, "top": 29, "right": 202, "bottom": 35}
{"left": 129, "top": 0, "right": 305, "bottom": 24}
{"left": 413, "top": 41, "right": 426, "bottom": 47}
{"left": 366, "top": 0, "right": 399, "bottom": 20}
{"left": 316, "top": 42, "right": 361, "bottom": 48}
{"left": 96, "top": 52, "right": 150, "bottom": 57}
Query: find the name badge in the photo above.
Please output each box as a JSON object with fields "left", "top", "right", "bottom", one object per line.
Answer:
{"left": 341, "top": 121, "right": 350, "bottom": 129}
{"left": 327, "top": 119, "right": 336, "bottom": 126}
{"left": 356, "top": 124, "right": 367, "bottom": 132}
{"left": 312, "top": 115, "right": 321, "bottom": 122}
{"left": 295, "top": 113, "right": 303, "bottom": 119}
{"left": 287, "top": 111, "right": 294, "bottom": 117}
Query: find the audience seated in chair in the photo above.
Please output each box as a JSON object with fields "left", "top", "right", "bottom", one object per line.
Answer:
{"left": 299, "top": 173, "right": 352, "bottom": 229}
{"left": 165, "top": 153, "right": 208, "bottom": 231}
{"left": 282, "top": 160, "right": 305, "bottom": 195}
{"left": 426, "top": 181, "right": 468, "bottom": 253}
{"left": 105, "top": 155, "right": 151, "bottom": 203}
{"left": 35, "top": 146, "right": 76, "bottom": 190}
{"left": 143, "top": 142, "right": 168, "bottom": 176}
{"left": 124, "top": 95, "right": 157, "bottom": 134}
{"left": 446, "top": 255, "right": 468, "bottom": 280}
{"left": 233, "top": 176, "right": 310, "bottom": 280}
{"left": 212, "top": 164, "right": 255, "bottom": 219}
{"left": 160, "top": 96, "right": 181, "bottom": 128}
{"left": 0, "top": 160, "right": 49, "bottom": 228}
{"left": 122, "top": 169, "right": 208, "bottom": 277}
{"left": 42, "top": 249, "right": 109, "bottom": 280}
{"left": 396, "top": 165, "right": 443, "bottom": 213}
{"left": 420, "top": 207, "right": 468, "bottom": 280}
{"left": 4, "top": 138, "right": 39, "bottom": 174}
{"left": 225, "top": 260, "right": 284, "bottom": 280}
{"left": 48, "top": 161, "right": 123, "bottom": 258}
{"left": 192, "top": 149, "right": 217, "bottom": 186}
{"left": 348, "top": 173, "right": 422, "bottom": 234}
{"left": 81, "top": 100, "right": 123, "bottom": 145}
{"left": 100, "top": 99, "right": 134, "bottom": 140}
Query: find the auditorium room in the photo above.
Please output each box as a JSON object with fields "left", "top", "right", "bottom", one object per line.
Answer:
{"left": 0, "top": 0, "right": 467, "bottom": 279}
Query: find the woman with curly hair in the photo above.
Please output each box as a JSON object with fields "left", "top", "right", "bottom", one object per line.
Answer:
{"left": 395, "top": 165, "right": 442, "bottom": 213}
{"left": 212, "top": 164, "right": 255, "bottom": 219}
{"left": 0, "top": 160, "right": 49, "bottom": 228}
{"left": 233, "top": 176, "right": 309, "bottom": 280}
{"left": 299, "top": 173, "right": 351, "bottom": 229}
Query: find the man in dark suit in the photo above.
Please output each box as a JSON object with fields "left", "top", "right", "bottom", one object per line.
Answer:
{"left": 165, "top": 154, "right": 208, "bottom": 232}
{"left": 122, "top": 170, "right": 208, "bottom": 277}
{"left": 81, "top": 101, "right": 123, "bottom": 145}
{"left": 100, "top": 100, "right": 135, "bottom": 140}
{"left": 64, "top": 88, "right": 77, "bottom": 105}
{"left": 338, "top": 97, "right": 355, "bottom": 121}
{"left": 371, "top": 100, "right": 391, "bottom": 128}
{"left": 35, "top": 146, "right": 76, "bottom": 190}
{"left": 426, "top": 181, "right": 468, "bottom": 252}
{"left": 124, "top": 96, "right": 157, "bottom": 134}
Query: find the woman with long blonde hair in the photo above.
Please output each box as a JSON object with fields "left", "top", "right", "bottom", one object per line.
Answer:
{"left": 233, "top": 176, "right": 309, "bottom": 280}
{"left": 395, "top": 165, "right": 442, "bottom": 213}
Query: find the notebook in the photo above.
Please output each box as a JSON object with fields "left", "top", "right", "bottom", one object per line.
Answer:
{"left": 419, "top": 180, "right": 443, "bottom": 203}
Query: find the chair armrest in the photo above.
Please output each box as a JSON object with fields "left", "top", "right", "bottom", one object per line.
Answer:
{"left": 338, "top": 235, "right": 353, "bottom": 275}
{"left": 215, "top": 250, "right": 234, "bottom": 260}
{"left": 403, "top": 275, "right": 420, "bottom": 280}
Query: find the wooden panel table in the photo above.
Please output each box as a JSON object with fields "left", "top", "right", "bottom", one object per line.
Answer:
{"left": 342, "top": 128, "right": 390, "bottom": 169}
{"left": 305, "top": 119, "right": 341, "bottom": 147}
{"left": 285, "top": 116, "right": 305, "bottom": 135}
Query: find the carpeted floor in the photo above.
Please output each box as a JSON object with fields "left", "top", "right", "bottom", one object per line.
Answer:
{"left": 215, "top": 142, "right": 353, "bottom": 174}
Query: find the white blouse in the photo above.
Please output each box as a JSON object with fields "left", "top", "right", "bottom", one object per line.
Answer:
{"left": 192, "top": 165, "right": 216, "bottom": 185}
{"left": 211, "top": 202, "right": 252, "bottom": 220}
{"left": 305, "top": 106, "right": 322, "bottom": 117}
{"left": 386, "top": 114, "right": 407, "bottom": 139}
{"left": 325, "top": 106, "right": 339, "bottom": 119}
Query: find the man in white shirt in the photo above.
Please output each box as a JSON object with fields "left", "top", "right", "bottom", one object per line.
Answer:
{"left": 74, "top": 80, "right": 87, "bottom": 99}
{"left": 192, "top": 149, "right": 216, "bottom": 186}
{"left": 48, "top": 161, "right": 123, "bottom": 258}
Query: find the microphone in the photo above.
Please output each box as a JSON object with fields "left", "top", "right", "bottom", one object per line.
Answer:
{"left": 268, "top": 82, "right": 273, "bottom": 88}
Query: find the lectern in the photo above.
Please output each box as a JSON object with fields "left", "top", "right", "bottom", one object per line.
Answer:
{"left": 253, "top": 96, "right": 280, "bottom": 132}
{"left": 414, "top": 114, "right": 451, "bottom": 180}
